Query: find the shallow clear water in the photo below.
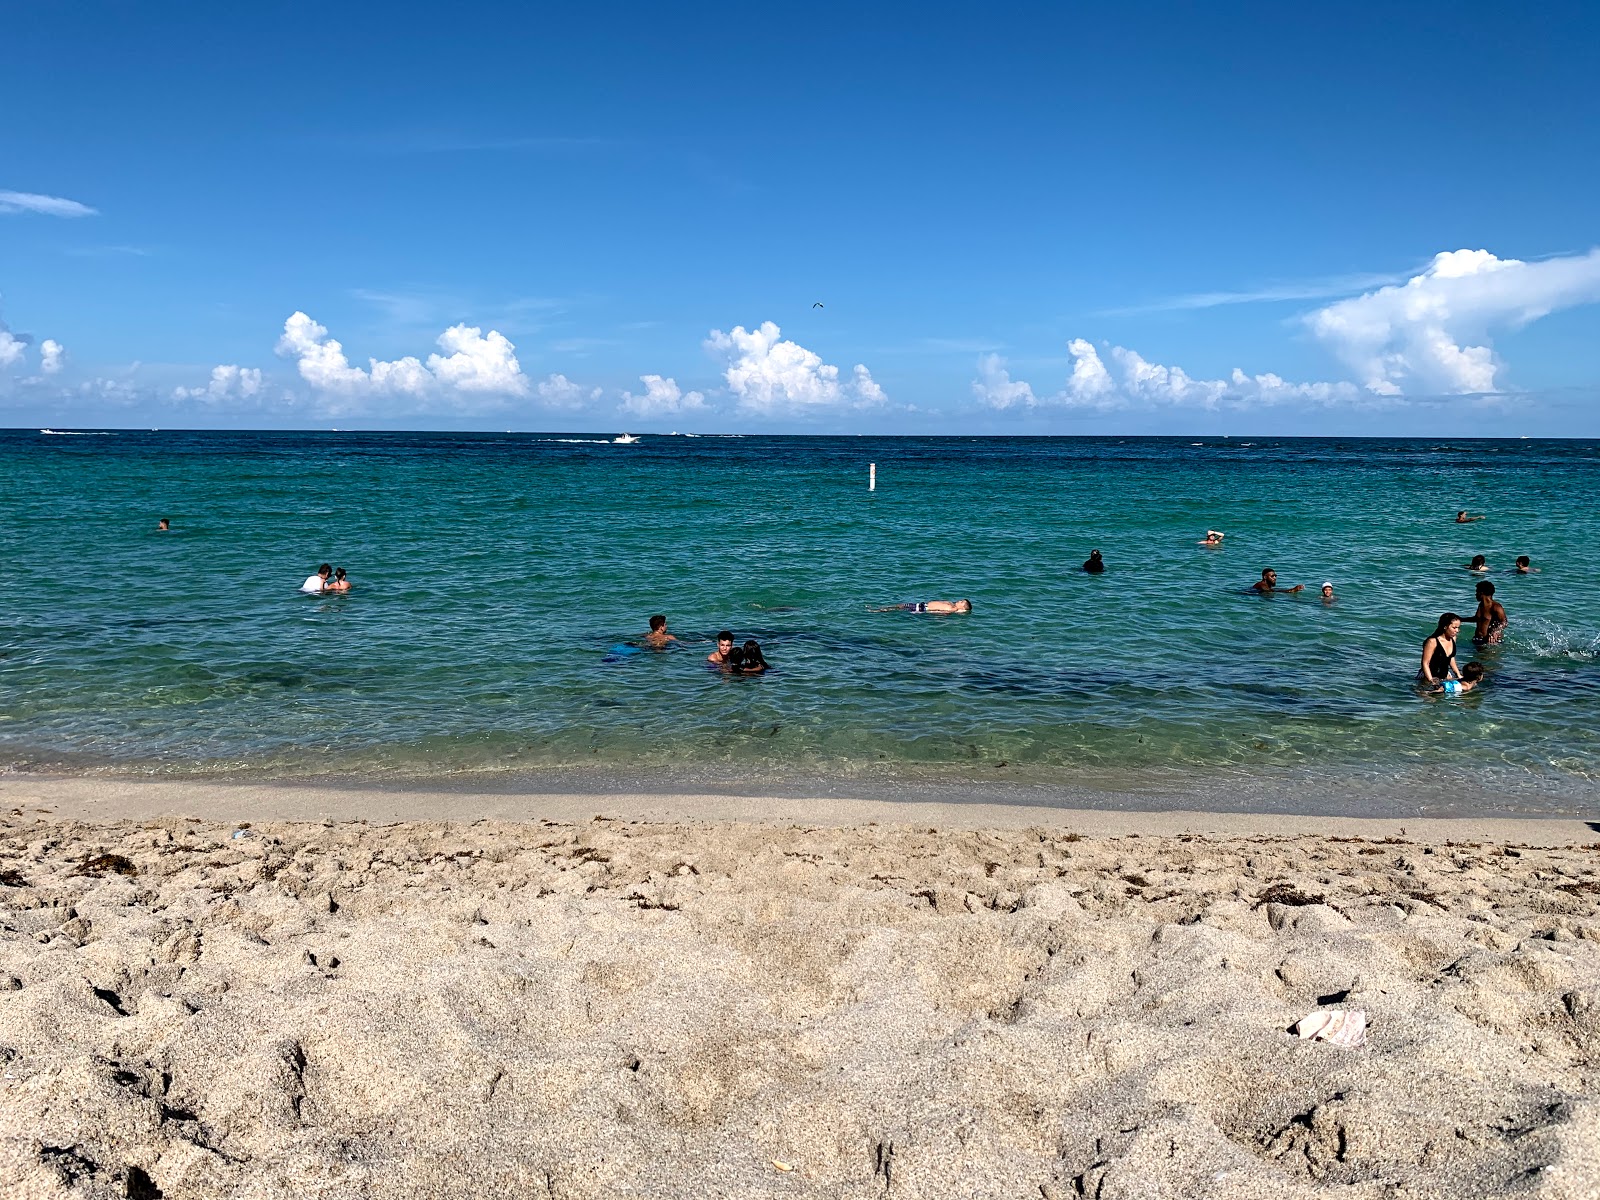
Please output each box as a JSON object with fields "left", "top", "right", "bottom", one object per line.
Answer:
{"left": 2, "top": 430, "right": 1598, "bottom": 815}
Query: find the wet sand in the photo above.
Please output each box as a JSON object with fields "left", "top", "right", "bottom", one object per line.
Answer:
{"left": 2, "top": 778, "right": 1599, "bottom": 1198}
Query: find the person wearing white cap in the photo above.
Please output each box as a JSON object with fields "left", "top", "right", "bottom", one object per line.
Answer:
{"left": 1198, "top": 529, "right": 1224, "bottom": 547}
{"left": 1320, "top": 582, "right": 1336, "bottom": 604}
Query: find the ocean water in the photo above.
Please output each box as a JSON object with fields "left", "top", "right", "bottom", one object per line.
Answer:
{"left": 2, "top": 430, "right": 1598, "bottom": 817}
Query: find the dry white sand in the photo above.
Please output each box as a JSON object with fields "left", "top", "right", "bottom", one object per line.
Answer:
{"left": 3, "top": 778, "right": 1599, "bottom": 1199}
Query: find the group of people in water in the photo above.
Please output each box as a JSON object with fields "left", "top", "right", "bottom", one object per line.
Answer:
{"left": 640, "top": 615, "right": 771, "bottom": 675}
{"left": 299, "top": 563, "right": 352, "bottom": 594}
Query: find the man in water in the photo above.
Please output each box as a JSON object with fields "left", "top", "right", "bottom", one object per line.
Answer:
{"left": 1456, "top": 510, "right": 1485, "bottom": 523}
{"left": 1469, "top": 580, "right": 1507, "bottom": 645}
{"left": 1082, "top": 549, "right": 1105, "bottom": 574}
{"left": 300, "top": 564, "right": 332, "bottom": 594}
{"left": 1249, "top": 569, "right": 1304, "bottom": 595}
{"left": 643, "top": 614, "right": 676, "bottom": 647}
{"left": 157, "top": 517, "right": 171, "bottom": 531}
{"left": 869, "top": 600, "right": 973, "bottom": 613}
{"left": 707, "top": 631, "right": 734, "bottom": 664}
{"left": 1515, "top": 555, "right": 1538, "bottom": 574}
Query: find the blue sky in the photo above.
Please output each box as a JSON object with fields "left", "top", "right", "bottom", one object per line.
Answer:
{"left": 3, "top": 0, "right": 1599, "bottom": 433}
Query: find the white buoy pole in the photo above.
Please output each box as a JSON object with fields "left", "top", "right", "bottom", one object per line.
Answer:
{"left": 869, "top": 462, "right": 876, "bottom": 492}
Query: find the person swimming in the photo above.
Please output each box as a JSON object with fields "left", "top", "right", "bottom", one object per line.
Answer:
{"left": 1515, "top": 555, "right": 1538, "bottom": 574}
{"left": 1319, "top": 582, "right": 1335, "bottom": 604}
{"left": 869, "top": 599, "right": 973, "bottom": 613}
{"left": 1466, "top": 554, "right": 1489, "bottom": 573}
{"left": 1435, "top": 661, "right": 1486, "bottom": 695}
{"left": 1083, "top": 549, "right": 1105, "bottom": 574}
{"left": 642, "top": 614, "right": 676, "bottom": 647}
{"left": 707, "top": 631, "right": 734, "bottom": 665}
{"left": 1198, "top": 530, "right": 1225, "bottom": 547}
{"left": 1469, "top": 580, "right": 1507, "bottom": 645}
{"left": 737, "top": 640, "right": 769, "bottom": 673}
{"left": 1418, "top": 612, "right": 1463, "bottom": 685}
{"left": 327, "top": 567, "right": 351, "bottom": 593}
{"left": 1248, "top": 568, "right": 1303, "bottom": 595}
{"left": 1456, "top": 510, "right": 1485, "bottom": 523}
{"left": 157, "top": 517, "right": 171, "bottom": 531}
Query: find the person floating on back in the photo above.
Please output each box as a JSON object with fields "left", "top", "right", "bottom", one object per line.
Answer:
{"left": 1466, "top": 554, "right": 1489, "bottom": 573}
{"left": 1456, "top": 510, "right": 1485, "bottom": 523}
{"left": 1083, "top": 549, "right": 1105, "bottom": 574}
{"left": 1198, "top": 529, "right": 1224, "bottom": 547}
{"left": 869, "top": 599, "right": 973, "bottom": 613}
{"left": 1469, "top": 580, "right": 1507, "bottom": 646}
{"left": 300, "top": 563, "right": 332, "bottom": 594}
{"left": 642, "top": 614, "right": 676, "bottom": 647}
{"left": 1248, "top": 568, "right": 1303, "bottom": 595}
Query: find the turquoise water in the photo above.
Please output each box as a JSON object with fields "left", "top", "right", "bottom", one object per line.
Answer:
{"left": 2, "top": 430, "right": 1598, "bottom": 816}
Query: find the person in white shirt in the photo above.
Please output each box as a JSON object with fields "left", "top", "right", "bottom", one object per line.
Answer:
{"left": 301, "top": 564, "right": 332, "bottom": 593}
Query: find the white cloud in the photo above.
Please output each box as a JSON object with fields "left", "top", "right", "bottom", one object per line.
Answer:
{"left": 975, "top": 340, "right": 1360, "bottom": 413}
{"left": 536, "top": 373, "right": 602, "bottom": 409}
{"left": 620, "top": 374, "right": 706, "bottom": 418}
{"left": 0, "top": 190, "right": 98, "bottom": 218}
{"left": 174, "top": 364, "right": 263, "bottom": 402}
{"left": 39, "top": 339, "right": 65, "bottom": 374}
{"left": 972, "top": 353, "right": 1037, "bottom": 409}
{"left": 705, "top": 320, "right": 886, "bottom": 413}
{"left": 275, "top": 311, "right": 529, "bottom": 404}
{"left": 1306, "top": 248, "right": 1600, "bottom": 395}
{"left": 0, "top": 329, "right": 25, "bottom": 369}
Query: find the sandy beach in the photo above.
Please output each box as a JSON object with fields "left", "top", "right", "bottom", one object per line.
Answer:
{"left": 3, "top": 779, "right": 1599, "bottom": 1199}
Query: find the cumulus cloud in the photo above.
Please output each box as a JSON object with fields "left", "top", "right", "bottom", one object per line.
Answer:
{"left": 275, "top": 312, "right": 529, "bottom": 404}
{"left": 174, "top": 364, "right": 263, "bottom": 402}
{"left": 536, "top": 373, "right": 603, "bottom": 409}
{"left": 705, "top": 321, "right": 886, "bottom": 413}
{"left": 620, "top": 374, "right": 706, "bottom": 418}
{"left": 38, "top": 339, "right": 65, "bottom": 374}
{"left": 0, "top": 190, "right": 98, "bottom": 218}
{"left": 0, "top": 328, "right": 25, "bottom": 369}
{"left": 975, "top": 340, "right": 1359, "bottom": 413}
{"left": 1306, "top": 248, "right": 1600, "bottom": 395}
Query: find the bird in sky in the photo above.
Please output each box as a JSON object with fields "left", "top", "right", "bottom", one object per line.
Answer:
{"left": 812, "top": 302, "right": 824, "bottom": 308}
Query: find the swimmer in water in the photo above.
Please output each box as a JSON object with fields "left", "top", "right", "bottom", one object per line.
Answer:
{"left": 1418, "top": 612, "right": 1463, "bottom": 685}
{"left": 1319, "top": 582, "right": 1336, "bottom": 604}
{"left": 868, "top": 599, "right": 974, "bottom": 613}
{"left": 737, "top": 639, "right": 770, "bottom": 673}
{"left": 1198, "top": 530, "right": 1224, "bottom": 547}
{"left": 707, "top": 631, "right": 734, "bottom": 665}
{"left": 1433, "top": 661, "right": 1485, "bottom": 695}
{"left": 1468, "top": 579, "right": 1507, "bottom": 645}
{"left": 642, "top": 614, "right": 676, "bottom": 647}
{"left": 1456, "top": 510, "right": 1485, "bottom": 523}
{"left": 327, "top": 567, "right": 351, "bottom": 592}
{"left": 1466, "top": 554, "right": 1489, "bottom": 573}
{"left": 1083, "top": 549, "right": 1105, "bottom": 574}
{"left": 157, "top": 517, "right": 171, "bottom": 531}
{"left": 1248, "top": 568, "right": 1304, "bottom": 595}
{"left": 300, "top": 563, "right": 332, "bottom": 594}
{"left": 1515, "top": 555, "right": 1538, "bottom": 574}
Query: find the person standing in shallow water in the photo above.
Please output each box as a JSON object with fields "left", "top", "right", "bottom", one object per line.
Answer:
{"left": 1469, "top": 580, "right": 1507, "bottom": 646}
{"left": 1082, "top": 550, "right": 1105, "bottom": 574}
{"left": 1419, "top": 613, "right": 1463, "bottom": 684}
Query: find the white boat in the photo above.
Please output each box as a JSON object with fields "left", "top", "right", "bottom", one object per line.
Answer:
{"left": 613, "top": 433, "right": 640, "bottom": 444}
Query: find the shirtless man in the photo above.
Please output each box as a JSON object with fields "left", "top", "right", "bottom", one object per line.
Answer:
{"left": 707, "top": 631, "right": 734, "bottom": 665}
{"left": 869, "top": 599, "right": 973, "bottom": 613}
{"left": 642, "top": 614, "right": 676, "bottom": 647}
{"left": 1468, "top": 580, "right": 1507, "bottom": 646}
{"left": 1515, "top": 555, "right": 1538, "bottom": 574}
{"left": 1249, "top": 568, "right": 1303, "bottom": 595}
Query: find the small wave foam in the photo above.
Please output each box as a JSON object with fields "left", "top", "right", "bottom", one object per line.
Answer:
{"left": 536, "top": 438, "right": 612, "bottom": 445}
{"left": 1513, "top": 617, "right": 1600, "bottom": 661}
{"left": 40, "top": 429, "right": 113, "bottom": 436}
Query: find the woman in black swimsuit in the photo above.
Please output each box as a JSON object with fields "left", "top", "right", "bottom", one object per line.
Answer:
{"left": 1419, "top": 612, "right": 1463, "bottom": 685}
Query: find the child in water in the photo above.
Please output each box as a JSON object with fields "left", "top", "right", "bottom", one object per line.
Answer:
{"left": 1434, "top": 662, "right": 1486, "bottom": 695}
